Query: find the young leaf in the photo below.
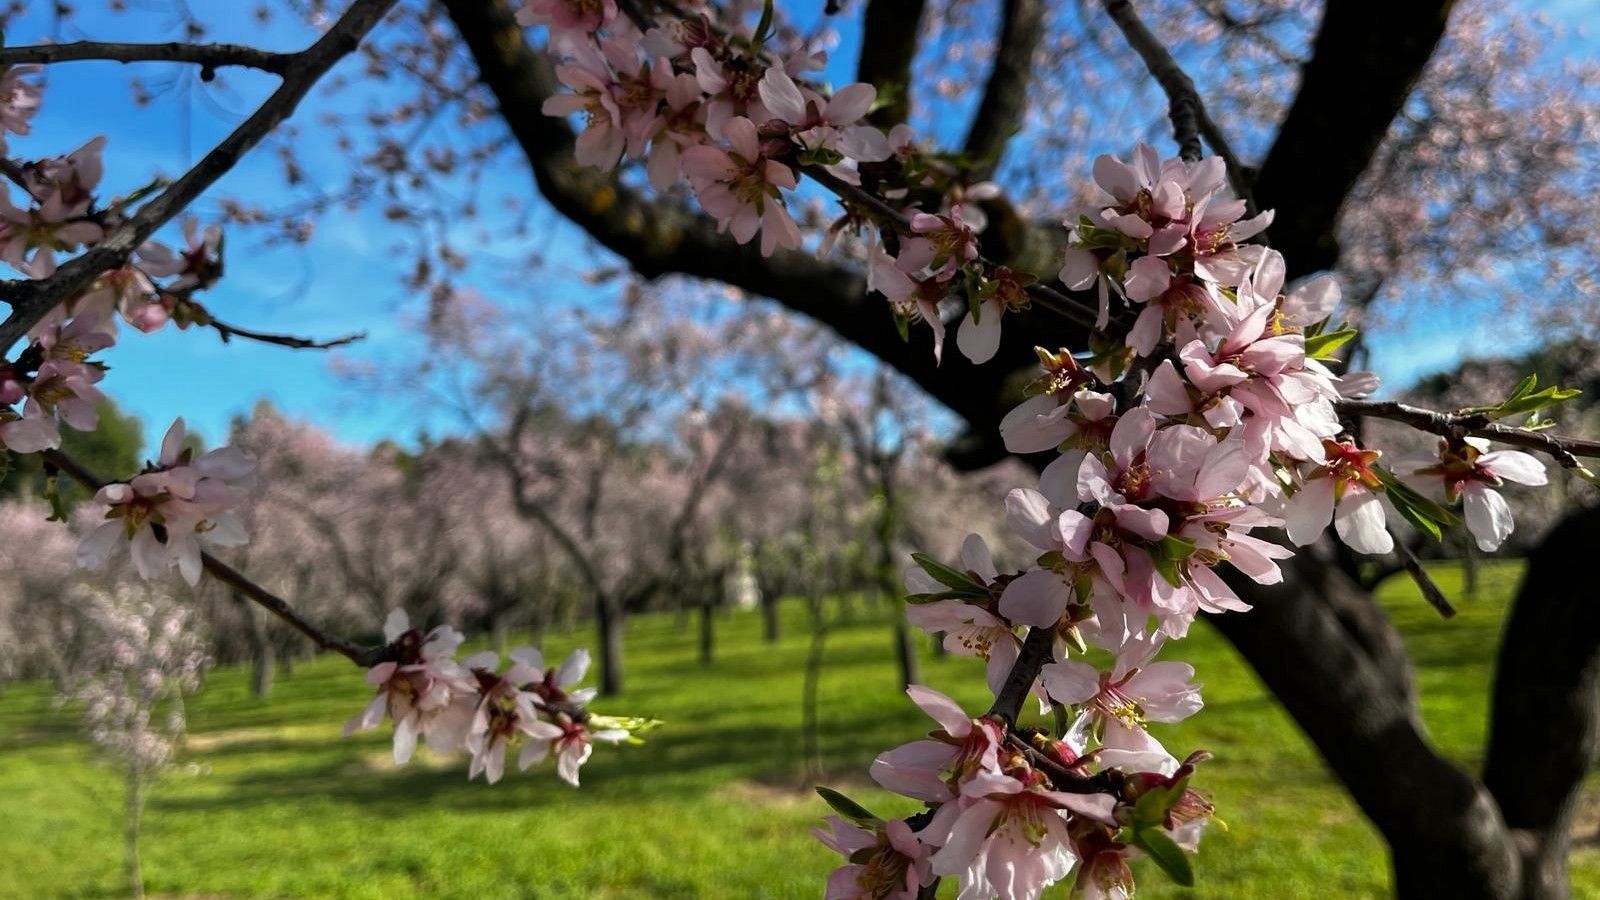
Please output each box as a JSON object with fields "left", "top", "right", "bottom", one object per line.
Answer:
{"left": 909, "top": 552, "right": 988, "bottom": 594}
{"left": 816, "top": 786, "right": 881, "bottom": 827}
{"left": 1132, "top": 828, "right": 1196, "bottom": 887}
{"left": 1304, "top": 326, "right": 1359, "bottom": 361}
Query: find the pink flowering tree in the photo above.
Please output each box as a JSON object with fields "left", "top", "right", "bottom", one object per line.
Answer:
{"left": 1, "top": 2, "right": 1600, "bottom": 899}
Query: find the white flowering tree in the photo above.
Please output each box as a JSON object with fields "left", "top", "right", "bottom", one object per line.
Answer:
{"left": 66, "top": 585, "right": 208, "bottom": 900}
{"left": 0, "top": 1, "right": 1598, "bottom": 898}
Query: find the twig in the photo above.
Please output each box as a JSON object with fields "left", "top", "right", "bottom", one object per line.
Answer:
{"left": 39, "top": 448, "right": 391, "bottom": 667}
{"left": 0, "top": 41, "right": 294, "bottom": 75}
{"left": 1389, "top": 529, "right": 1456, "bottom": 618}
{"left": 0, "top": 0, "right": 398, "bottom": 350}
{"left": 1005, "top": 732, "right": 1121, "bottom": 795}
{"left": 1338, "top": 399, "right": 1600, "bottom": 469}
{"left": 1099, "top": 0, "right": 1251, "bottom": 204}
{"left": 986, "top": 625, "right": 1055, "bottom": 724}
{"left": 207, "top": 318, "right": 367, "bottom": 351}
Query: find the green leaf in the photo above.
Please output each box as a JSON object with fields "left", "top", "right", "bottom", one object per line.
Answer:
{"left": 1149, "top": 535, "right": 1197, "bottom": 588}
{"left": 754, "top": 0, "right": 776, "bottom": 44}
{"left": 1132, "top": 828, "right": 1196, "bottom": 887}
{"left": 1304, "top": 326, "right": 1359, "bottom": 361}
{"left": 1461, "top": 373, "right": 1582, "bottom": 420}
{"left": 1374, "top": 467, "right": 1457, "bottom": 542}
{"left": 815, "top": 786, "right": 881, "bottom": 827}
{"left": 909, "top": 552, "right": 988, "bottom": 594}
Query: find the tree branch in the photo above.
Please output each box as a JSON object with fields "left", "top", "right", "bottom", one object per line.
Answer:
{"left": 856, "top": 0, "right": 927, "bottom": 128}
{"left": 1338, "top": 398, "right": 1600, "bottom": 468}
{"left": 986, "top": 625, "right": 1053, "bottom": 723}
{"left": 39, "top": 448, "right": 389, "bottom": 667}
{"left": 1253, "top": 0, "right": 1458, "bottom": 278}
{"left": 0, "top": 40, "right": 294, "bottom": 74}
{"left": 963, "top": 0, "right": 1044, "bottom": 180}
{"left": 1099, "top": 0, "right": 1246, "bottom": 192}
{"left": 0, "top": 0, "right": 397, "bottom": 350}
{"left": 205, "top": 316, "right": 367, "bottom": 351}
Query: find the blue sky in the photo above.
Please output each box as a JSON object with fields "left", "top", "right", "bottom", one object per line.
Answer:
{"left": 1, "top": 1, "right": 1587, "bottom": 453}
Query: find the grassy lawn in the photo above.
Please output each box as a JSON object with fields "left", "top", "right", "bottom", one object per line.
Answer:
{"left": 2, "top": 559, "right": 1596, "bottom": 898}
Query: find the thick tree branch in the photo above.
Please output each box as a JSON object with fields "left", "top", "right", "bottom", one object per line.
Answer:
{"left": 1254, "top": 0, "right": 1457, "bottom": 278}
{"left": 1484, "top": 504, "right": 1600, "bottom": 900}
{"left": 0, "top": 41, "right": 294, "bottom": 74}
{"left": 856, "top": 0, "right": 926, "bottom": 128}
{"left": 40, "top": 448, "right": 389, "bottom": 667}
{"left": 962, "top": 0, "right": 1044, "bottom": 179}
{"left": 441, "top": 0, "right": 1093, "bottom": 468}
{"left": 0, "top": 0, "right": 397, "bottom": 350}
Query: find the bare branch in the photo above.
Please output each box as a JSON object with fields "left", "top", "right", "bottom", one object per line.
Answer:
{"left": 1389, "top": 529, "right": 1457, "bottom": 618}
{"left": 1098, "top": 0, "right": 1248, "bottom": 197}
{"left": 986, "top": 625, "right": 1053, "bottom": 723}
{"left": 0, "top": 0, "right": 398, "bottom": 350}
{"left": 39, "top": 448, "right": 389, "bottom": 667}
{"left": 0, "top": 40, "right": 294, "bottom": 74}
{"left": 205, "top": 317, "right": 367, "bottom": 351}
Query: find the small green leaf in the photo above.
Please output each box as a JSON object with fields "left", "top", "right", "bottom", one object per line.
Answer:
{"left": 816, "top": 786, "right": 881, "bottom": 827}
{"left": 1149, "top": 535, "right": 1197, "bottom": 587}
{"left": 1304, "top": 326, "right": 1359, "bottom": 361}
{"left": 1132, "top": 828, "right": 1196, "bottom": 887}
{"left": 910, "top": 552, "right": 988, "bottom": 594}
{"left": 1374, "top": 467, "right": 1457, "bottom": 542}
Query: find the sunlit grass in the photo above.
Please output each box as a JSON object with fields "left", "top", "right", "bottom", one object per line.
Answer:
{"left": 1, "top": 559, "right": 1595, "bottom": 898}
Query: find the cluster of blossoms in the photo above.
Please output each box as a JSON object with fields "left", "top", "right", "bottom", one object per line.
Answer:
{"left": 344, "top": 609, "right": 642, "bottom": 786}
{"left": 75, "top": 418, "right": 256, "bottom": 586}
{"left": 528, "top": 0, "right": 1021, "bottom": 364}
{"left": 0, "top": 65, "right": 256, "bottom": 582}
{"left": 528, "top": 3, "right": 1569, "bottom": 896}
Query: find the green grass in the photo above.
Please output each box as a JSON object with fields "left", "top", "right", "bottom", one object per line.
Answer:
{"left": 1, "top": 560, "right": 1596, "bottom": 898}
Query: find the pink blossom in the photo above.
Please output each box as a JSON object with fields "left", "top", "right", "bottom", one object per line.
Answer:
{"left": 921, "top": 768, "right": 1115, "bottom": 900}
{"left": 680, "top": 116, "right": 801, "bottom": 256}
{"left": 1284, "top": 440, "right": 1393, "bottom": 555}
{"left": 345, "top": 609, "right": 476, "bottom": 763}
{"left": 540, "top": 56, "right": 627, "bottom": 171}
{"left": 1410, "top": 438, "right": 1548, "bottom": 551}
{"left": 137, "top": 219, "right": 223, "bottom": 293}
{"left": 516, "top": 0, "right": 619, "bottom": 37}
{"left": 870, "top": 685, "right": 1004, "bottom": 802}
{"left": 814, "top": 816, "right": 935, "bottom": 900}
{"left": 76, "top": 418, "right": 256, "bottom": 585}
{"left": 0, "top": 65, "right": 43, "bottom": 143}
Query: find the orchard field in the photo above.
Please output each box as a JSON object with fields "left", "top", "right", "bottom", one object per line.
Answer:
{"left": 2, "top": 560, "right": 1595, "bottom": 899}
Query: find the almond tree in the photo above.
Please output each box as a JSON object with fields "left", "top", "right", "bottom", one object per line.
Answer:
{"left": 0, "top": 2, "right": 1598, "bottom": 897}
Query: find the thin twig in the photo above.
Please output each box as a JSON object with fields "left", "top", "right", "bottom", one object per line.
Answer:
{"left": 1338, "top": 399, "right": 1600, "bottom": 469}
{"left": 0, "top": 0, "right": 398, "bottom": 350}
{"left": 1099, "top": 0, "right": 1251, "bottom": 204}
{"left": 1388, "top": 529, "right": 1456, "bottom": 618}
{"left": 207, "top": 318, "right": 367, "bottom": 351}
{"left": 40, "top": 448, "right": 390, "bottom": 667}
{"left": 0, "top": 41, "right": 294, "bottom": 74}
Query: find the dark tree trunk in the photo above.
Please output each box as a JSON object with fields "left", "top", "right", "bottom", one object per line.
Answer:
{"left": 242, "top": 597, "right": 273, "bottom": 699}
{"left": 761, "top": 579, "right": 781, "bottom": 643}
{"left": 699, "top": 599, "right": 715, "bottom": 666}
{"left": 596, "top": 592, "right": 624, "bottom": 696}
{"left": 1483, "top": 505, "right": 1600, "bottom": 900}
{"left": 892, "top": 617, "right": 919, "bottom": 688}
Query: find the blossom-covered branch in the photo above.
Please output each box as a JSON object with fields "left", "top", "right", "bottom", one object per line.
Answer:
{"left": 0, "top": 0, "right": 397, "bottom": 348}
